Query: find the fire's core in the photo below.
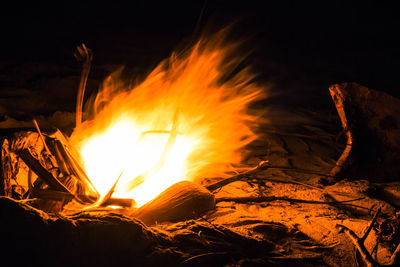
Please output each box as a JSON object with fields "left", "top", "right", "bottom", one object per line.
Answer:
{"left": 70, "top": 33, "right": 265, "bottom": 207}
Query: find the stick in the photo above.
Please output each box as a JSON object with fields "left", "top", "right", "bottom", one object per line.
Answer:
{"left": 123, "top": 110, "right": 181, "bottom": 192}
{"left": 262, "top": 129, "right": 335, "bottom": 140}
{"left": 268, "top": 166, "right": 337, "bottom": 178}
{"left": 182, "top": 252, "right": 228, "bottom": 264}
{"left": 329, "top": 84, "right": 353, "bottom": 177}
{"left": 216, "top": 196, "right": 366, "bottom": 206}
{"left": 99, "top": 170, "right": 124, "bottom": 207}
{"left": 388, "top": 242, "right": 400, "bottom": 266}
{"left": 206, "top": 161, "right": 269, "bottom": 192}
{"left": 336, "top": 224, "right": 376, "bottom": 267}
{"left": 32, "top": 119, "right": 51, "bottom": 156}
{"left": 18, "top": 149, "right": 71, "bottom": 193}
{"left": 335, "top": 206, "right": 400, "bottom": 267}
{"left": 75, "top": 43, "right": 93, "bottom": 128}
{"left": 32, "top": 189, "right": 132, "bottom": 207}
{"left": 49, "top": 134, "right": 99, "bottom": 201}
{"left": 101, "top": 197, "right": 134, "bottom": 207}
{"left": 361, "top": 207, "right": 381, "bottom": 242}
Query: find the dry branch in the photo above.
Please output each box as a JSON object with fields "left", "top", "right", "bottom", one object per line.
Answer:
{"left": 75, "top": 43, "right": 93, "bottom": 128}
{"left": 98, "top": 171, "right": 124, "bottom": 207}
{"left": 206, "top": 161, "right": 269, "bottom": 192}
{"left": 18, "top": 148, "right": 71, "bottom": 193}
{"left": 336, "top": 207, "right": 400, "bottom": 267}
{"left": 216, "top": 196, "right": 366, "bottom": 206}
{"left": 329, "top": 84, "right": 353, "bottom": 179}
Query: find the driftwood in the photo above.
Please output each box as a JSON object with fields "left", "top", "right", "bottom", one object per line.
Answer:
{"left": 329, "top": 83, "right": 400, "bottom": 182}
{"left": 132, "top": 181, "right": 215, "bottom": 225}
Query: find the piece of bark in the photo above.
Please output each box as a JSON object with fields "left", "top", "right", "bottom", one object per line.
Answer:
{"left": 132, "top": 181, "right": 215, "bottom": 225}
{"left": 18, "top": 148, "right": 71, "bottom": 193}
{"left": 0, "top": 138, "right": 12, "bottom": 196}
{"left": 329, "top": 83, "right": 400, "bottom": 182}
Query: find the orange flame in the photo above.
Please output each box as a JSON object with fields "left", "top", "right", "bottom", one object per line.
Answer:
{"left": 70, "top": 32, "right": 265, "bottom": 207}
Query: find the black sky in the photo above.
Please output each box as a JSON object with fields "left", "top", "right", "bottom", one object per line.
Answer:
{"left": 1, "top": 0, "right": 399, "bottom": 115}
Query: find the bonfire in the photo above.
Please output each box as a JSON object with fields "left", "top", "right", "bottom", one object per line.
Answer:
{"left": 1, "top": 30, "right": 400, "bottom": 267}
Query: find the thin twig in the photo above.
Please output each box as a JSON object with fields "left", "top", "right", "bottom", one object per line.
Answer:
{"left": 361, "top": 207, "right": 381, "bottom": 242}
{"left": 182, "top": 252, "right": 228, "bottom": 264}
{"left": 99, "top": 170, "right": 124, "bottom": 207}
{"left": 32, "top": 119, "right": 51, "bottom": 155}
{"left": 199, "top": 216, "right": 228, "bottom": 237}
{"left": 216, "top": 196, "right": 366, "bottom": 207}
{"left": 335, "top": 205, "right": 400, "bottom": 267}
{"left": 336, "top": 224, "right": 376, "bottom": 267}
{"left": 205, "top": 162, "right": 344, "bottom": 193}
{"left": 268, "top": 166, "right": 336, "bottom": 178}
{"left": 262, "top": 129, "right": 335, "bottom": 140}
{"left": 206, "top": 161, "right": 269, "bottom": 192}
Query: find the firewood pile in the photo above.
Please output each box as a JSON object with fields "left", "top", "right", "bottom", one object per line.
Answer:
{"left": 1, "top": 82, "right": 400, "bottom": 266}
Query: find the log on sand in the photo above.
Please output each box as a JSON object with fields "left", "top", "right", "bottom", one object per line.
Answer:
{"left": 132, "top": 181, "right": 215, "bottom": 225}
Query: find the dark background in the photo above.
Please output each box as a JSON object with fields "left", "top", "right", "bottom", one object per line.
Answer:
{"left": 0, "top": 0, "right": 399, "bottom": 121}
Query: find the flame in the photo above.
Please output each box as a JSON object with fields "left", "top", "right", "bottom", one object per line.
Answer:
{"left": 70, "top": 32, "right": 265, "bottom": 207}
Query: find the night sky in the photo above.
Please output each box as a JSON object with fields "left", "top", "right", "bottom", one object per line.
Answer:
{"left": 1, "top": 1, "right": 399, "bottom": 120}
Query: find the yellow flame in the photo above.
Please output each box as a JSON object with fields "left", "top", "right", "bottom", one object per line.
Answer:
{"left": 70, "top": 31, "right": 265, "bottom": 207}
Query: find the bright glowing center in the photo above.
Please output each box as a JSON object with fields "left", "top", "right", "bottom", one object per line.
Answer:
{"left": 80, "top": 118, "right": 195, "bottom": 207}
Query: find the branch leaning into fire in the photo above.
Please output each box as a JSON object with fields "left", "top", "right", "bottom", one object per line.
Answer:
{"left": 74, "top": 43, "right": 93, "bottom": 128}
{"left": 206, "top": 161, "right": 270, "bottom": 192}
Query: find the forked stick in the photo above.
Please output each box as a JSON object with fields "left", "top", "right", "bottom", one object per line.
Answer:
{"left": 336, "top": 207, "right": 400, "bottom": 266}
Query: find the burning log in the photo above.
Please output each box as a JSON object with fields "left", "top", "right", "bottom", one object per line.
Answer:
{"left": 131, "top": 181, "right": 215, "bottom": 225}
{"left": 0, "top": 127, "right": 100, "bottom": 212}
{"left": 330, "top": 83, "right": 400, "bottom": 182}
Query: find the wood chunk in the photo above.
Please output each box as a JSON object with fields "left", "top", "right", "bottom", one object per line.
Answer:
{"left": 18, "top": 148, "right": 71, "bottom": 193}
{"left": 0, "top": 138, "right": 12, "bottom": 197}
{"left": 329, "top": 83, "right": 400, "bottom": 182}
{"left": 132, "top": 181, "right": 215, "bottom": 225}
